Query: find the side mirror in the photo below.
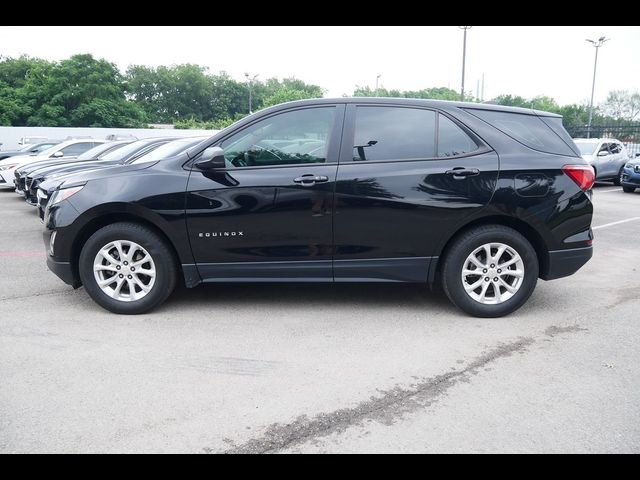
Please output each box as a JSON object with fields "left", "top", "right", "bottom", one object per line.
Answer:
{"left": 51, "top": 151, "right": 64, "bottom": 158}
{"left": 597, "top": 150, "right": 609, "bottom": 157}
{"left": 195, "top": 146, "right": 226, "bottom": 170}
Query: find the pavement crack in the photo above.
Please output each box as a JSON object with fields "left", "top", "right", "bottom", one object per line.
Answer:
{"left": 215, "top": 337, "right": 535, "bottom": 454}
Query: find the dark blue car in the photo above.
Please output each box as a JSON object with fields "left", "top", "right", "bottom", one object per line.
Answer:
{"left": 621, "top": 157, "right": 640, "bottom": 193}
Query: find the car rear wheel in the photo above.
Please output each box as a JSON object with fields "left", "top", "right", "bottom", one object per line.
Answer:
{"left": 623, "top": 186, "right": 636, "bottom": 193}
{"left": 79, "top": 222, "right": 177, "bottom": 314}
{"left": 613, "top": 166, "right": 624, "bottom": 186}
{"left": 441, "top": 225, "right": 539, "bottom": 318}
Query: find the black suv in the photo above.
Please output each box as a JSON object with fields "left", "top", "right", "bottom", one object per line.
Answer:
{"left": 43, "top": 98, "right": 594, "bottom": 317}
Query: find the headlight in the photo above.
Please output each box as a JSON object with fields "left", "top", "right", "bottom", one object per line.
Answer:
{"left": 0, "top": 163, "right": 18, "bottom": 171}
{"left": 49, "top": 185, "right": 85, "bottom": 207}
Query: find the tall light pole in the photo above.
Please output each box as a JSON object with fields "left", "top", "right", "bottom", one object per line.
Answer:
{"left": 459, "top": 26, "right": 472, "bottom": 102}
{"left": 586, "top": 37, "right": 609, "bottom": 138}
{"left": 244, "top": 72, "right": 259, "bottom": 114}
{"left": 375, "top": 74, "right": 382, "bottom": 96}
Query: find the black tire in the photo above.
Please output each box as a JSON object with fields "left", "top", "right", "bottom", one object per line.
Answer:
{"left": 613, "top": 166, "right": 624, "bottom": 186}
{"left": 623, "top": 186, "right": 636, "bottom": 193}
{"left": 79, "top": 222, "right": 177, "bottom": 314}
{"left": 441, "top": 225, "right": 539, "bottom": 318}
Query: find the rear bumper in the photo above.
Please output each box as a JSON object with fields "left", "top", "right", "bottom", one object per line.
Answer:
{"left": 542, "top": 246, "right": 593, "bottom": 281}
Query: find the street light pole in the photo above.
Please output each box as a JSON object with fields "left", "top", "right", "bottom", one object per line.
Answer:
{"left": 375, "top": 74, "right": 381, "bottom": 96}
{"left": 459, "top": 26, "right": 472, "bottom": 102}
{"left": 586, "top": 37, "right": 609, "bottom": 139}
{"left": 244, "top": 72, "right": 259, "bottom": 114}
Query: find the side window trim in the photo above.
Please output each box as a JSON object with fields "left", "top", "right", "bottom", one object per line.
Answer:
{"left": 339, "top": 104, "right": 489, "bottom": 164}
{"left": 207, "top": 104, "right": 345, "bottom": 171}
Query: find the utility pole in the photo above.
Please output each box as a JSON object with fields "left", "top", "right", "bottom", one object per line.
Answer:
{"left": 244, "top": 72, "right": 259, "bottom": 114}
{"left": 375, "top": 74, "right": 382, "bottom": 96}
{"left": 586, "top": 37, "right": 609, "bottom": 138}
{"left": 459, "top": 26, "right": 472, "bottom": 102}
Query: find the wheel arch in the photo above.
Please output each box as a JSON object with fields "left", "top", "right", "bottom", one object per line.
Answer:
{"left": 434, "top": 215, "right": 550, "bottom": 282}
{"left": 69, "top": 212, "right": 186, "bottom": 288}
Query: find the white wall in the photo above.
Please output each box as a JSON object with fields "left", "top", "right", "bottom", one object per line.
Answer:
{"left": 0, "top": 126, "right": 218, "bottom": 150}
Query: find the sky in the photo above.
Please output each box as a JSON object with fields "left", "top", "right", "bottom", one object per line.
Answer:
{"left": 1, "top": 26, "right": 638, "bottom": 106}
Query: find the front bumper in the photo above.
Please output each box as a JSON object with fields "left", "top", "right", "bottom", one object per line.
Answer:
{"left": 0, "top": 170, "right": 15, "bottom": 188}
{"left": 621, "top": 167, "right": 640, "bottom": 187}
{"left": 46, "top": 257, "right": 79, "bottom": 287}
{"left": 44, "top": 229, "right": 81, "bottom": 288}
{"left": 542, "top": 246, "right": 593, "bottom": 281}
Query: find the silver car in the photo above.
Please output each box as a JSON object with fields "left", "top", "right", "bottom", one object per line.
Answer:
{"left": 574, "top": 138, "right": 629, "bottom": 185}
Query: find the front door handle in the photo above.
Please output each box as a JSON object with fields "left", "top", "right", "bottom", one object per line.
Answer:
{"left": 445, "top": 168, "right": 480, "bottom": 179}
{"left": 293, "top": 174, "right": 329, "bottom": 187}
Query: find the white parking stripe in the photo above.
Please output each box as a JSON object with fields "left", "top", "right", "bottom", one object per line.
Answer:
{"left": 596, "top": 188, "right": 623, "bottom": 193}
{"left": 593, "top": 217, "right": 640, "bottom": 230}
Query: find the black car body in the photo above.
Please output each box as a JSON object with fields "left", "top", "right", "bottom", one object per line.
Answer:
{"left": 44, "top": 98, "right": 594, "bottom": 318}
{"left": 20, "top": 141, "right": 133, "bottom": 205}
{"left": 36, "top": 137, "right": 176, "bottom": 216}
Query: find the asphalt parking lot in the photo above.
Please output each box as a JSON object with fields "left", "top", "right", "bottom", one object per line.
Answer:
{"left": 0, "top": 185, "right": 639, "bottom": 454}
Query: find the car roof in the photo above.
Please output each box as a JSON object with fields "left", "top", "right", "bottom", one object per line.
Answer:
{"left": 573, "top": 138, "right": 622, "bottom": 143}
{"left": 256, "top": 97, "right": 563, "bottom": 118}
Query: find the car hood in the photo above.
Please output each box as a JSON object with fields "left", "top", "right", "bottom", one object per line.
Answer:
{"left": 581, "top": 154, "right": 595, "bottom": 163}
{"left": 29, "top": 159, "right": 111, "bottom": 179}
{"left": 21, "top": 158, "right": 94, "bottom": 176}
{"left": 55, "top": 161, "right": 158, "bottom": 187}
{"left": 0, "top": 153, "right": 39, "bottom": 167}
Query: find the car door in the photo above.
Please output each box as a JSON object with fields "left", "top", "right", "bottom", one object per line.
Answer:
{"left": 333, "top": 104, "right": 499, "bottom": 282}
{"left": 185, "top": 104, "right": 344, "bottom": 282}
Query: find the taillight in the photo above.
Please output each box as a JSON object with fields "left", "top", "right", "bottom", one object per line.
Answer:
{"left": 563, "top": 165, "right": 595, "bottom": 191}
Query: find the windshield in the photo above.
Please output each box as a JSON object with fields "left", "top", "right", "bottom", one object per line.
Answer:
{"left": 36, "top": 143, "right": 64, "bottom": 157}
{"left": 130, "top": 138, "right": 205, "bottom": 164}
{"left": 100, "top": 140, "right": 160, "bottom": 162}
{"left": 76, "top": 142, "right": 127, "bottom": 161}
{"left": 576, "top": 142, "right": 599, "bottom": 156}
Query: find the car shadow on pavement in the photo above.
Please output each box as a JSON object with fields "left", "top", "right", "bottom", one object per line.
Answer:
{"left": 167, "top": 282, "right": 457, "bottom": 312}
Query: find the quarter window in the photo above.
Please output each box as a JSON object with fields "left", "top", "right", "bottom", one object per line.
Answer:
{"left": 353, "top": 106, "right": 436, "bottom": 161}
{"left": 220, "top": 107, "right": 336, "bottom": 168}
{"left": 437, "top": 115, "right": 479, "bottom": 157}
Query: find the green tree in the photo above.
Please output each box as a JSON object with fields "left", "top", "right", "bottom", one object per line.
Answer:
{"left": 353, "top": 85, "right": 460, "bottom": 100}
{"left": 126, "top": 64, "right": 213, "bottom": 123}
{"left": 602, "top": 90, "right": 640, "bottom": 121}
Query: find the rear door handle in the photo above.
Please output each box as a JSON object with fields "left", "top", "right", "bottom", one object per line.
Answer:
{"left": 293, "top": 174, "right": 329, "bottom": 187}
{"left": 445, "top": 168, "right": 480, "bottom": 179}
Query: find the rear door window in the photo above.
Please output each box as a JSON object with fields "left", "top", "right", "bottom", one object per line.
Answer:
{"left": 352, "top": 106, "right": 436, "bottom": 161}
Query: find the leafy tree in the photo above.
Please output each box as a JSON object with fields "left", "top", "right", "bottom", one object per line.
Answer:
{"left": 602, "top": 90, "right": 640, "bottom": 121}
{"left": 126, "top": 64, "right": 213, "bottom": 123}
{"left": 353, "top": 85, "right": 460, "bottom": 101}
{"left": 0, "top": 54, "right": 146, "bottom": 127}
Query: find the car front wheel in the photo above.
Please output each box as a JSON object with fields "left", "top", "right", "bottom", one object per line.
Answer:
{"left": 79, "top": 222, "right": 177, "bottom": 314}
{"left": 623, "top": 186, "right": 636, "bottom": 193}
{"left": 441, "top": 225, "right": 539, "bottom": 318}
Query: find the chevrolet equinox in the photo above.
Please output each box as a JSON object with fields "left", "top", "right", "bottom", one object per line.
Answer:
{"left": 43, "top": 98, "right": 595, "bottom": 317}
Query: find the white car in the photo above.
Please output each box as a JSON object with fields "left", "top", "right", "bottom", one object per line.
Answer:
{"left": 0, "top": 139, "right": 106, "bottom": 190}
{"left": 574, "top": 138, "right": 629, "bottom": 185}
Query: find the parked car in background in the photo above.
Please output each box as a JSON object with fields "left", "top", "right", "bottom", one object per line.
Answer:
{"left": 18, "top": 136, "right": 50, "bottom": 147}
{"left": 43, "top": 99, "right": 593, "bottom": 318}
{"left": 0, "top": 139, "right": 106, "bottom": 191}
{"left": 621, "top": 158, "right": 640, "bottom": 193}
{"left": 574, "top": 138, "right": 629, "bottom": 185}
{"left": 36, "top": 137, "right": 177, "bottom": 217}
{"left": 20, "top": 141, "right": 133, "bottom": 205}
{"left": 0, "top": 141, "right": 61, "bottom": 161}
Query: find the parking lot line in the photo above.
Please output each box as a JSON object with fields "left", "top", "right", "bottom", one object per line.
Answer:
{"left": 0, "top": 250, "right": 46, "bottom": 257}
{"left": 596, "top": 188, "right": 623, "bottom": 193}
{"left": 593, "top": 217, "right": 640, "bottom": 231}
